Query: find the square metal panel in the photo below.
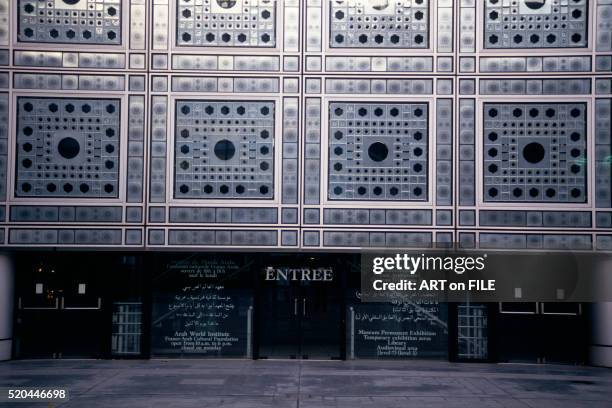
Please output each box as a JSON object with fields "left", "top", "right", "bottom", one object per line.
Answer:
{"left": 174, "top": 100, "right": 275, "bottom": 199}
{"left": 328, "top": 102, "right": 428, "bottom": 201}
{"left": 176, "top": 0, "right": 276, "bottom": 47}
{"left": 15, "top": 97, "right": 121, "bottom": 198}
{"left": 483, "top": 0, "right": 588, "bottom": 49}
{"left": 329, "top": 0, "right": 429, "bottom": 48}
{"left": 483, "top": 102, "right": 587, "bottom": 203}
{"left": 17, "top": 0, "right": 122, "bottom": 45}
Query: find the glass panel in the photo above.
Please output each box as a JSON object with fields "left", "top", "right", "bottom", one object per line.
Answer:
{"left": 258, "top": 278, "right": 300, "bottom": 358}
{"left": 112, "top": 302, "right": 142, "bottom": 356}
{"left": 540, "top": 310, "right": 585, "bottom": 364}
{"left": 257, "top": 262, "right": 342, "bottom": 359}
{"left": 347, "top": 298, "right": 449, "bottom": 359}
{"left": 299, "top": 278, "right": 342, "bottom": 359}
{"left": 19, "top": 261, "right": 60, "bottom": 309}
{"left": 111, "top": 256, "right": 145, "bottom": 357}
{"left": 61, "top": 267, "right": 101, "bottom": 309}
{"left": 497, "top": 313, "right": 540, "bottom": 363}
{"left": 457, "top": 303, "right": 488, "bottom": 360}
{"left": 151, "top": 255, "right": 253, "bottom": 358}
{"left": 346, "top": 260, "right": 448, "bottom": 360}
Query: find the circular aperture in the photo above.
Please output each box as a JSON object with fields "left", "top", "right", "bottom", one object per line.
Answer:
{"left": 371, "top": 0, "right": 390, "bottom": 11}
{"left": 214, "top": 139, "right": 236, "bottom": 161}
{"left": 367, "top": 142, "right": 389, "bottom": 162}
{"left": 57, "top": 137, "right": 80, "bottom": 159}
{"left": 522, "top": 142, "right": 545, "bottom": 164}
{"left": 216, "top": 0, "right": 237, "bottom": 9}
{"left": 525, "top": 0, "right": 546, "bottom": 10}
{"left": 62, "top": 0, "right": 81, "bottom": 5}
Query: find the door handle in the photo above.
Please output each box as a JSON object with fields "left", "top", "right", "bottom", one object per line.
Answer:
{"left": 61, "top": 297, "right": 102, "bottom": 310}
{"left": 18, "top": 297, "right": 59, "bottom": 310}
{"left": 294, "top": 298, "right": 298, "bottom": 316}
{"left": 303, "top": 298, "right": 306, "bottom": 317}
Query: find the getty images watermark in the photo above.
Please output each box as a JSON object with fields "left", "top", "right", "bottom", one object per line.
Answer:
{"left": 371, "top": 253, "right": 493, "bottom": 293}
{"left": 361, "top": 250, "right": 612, "bottom": 303}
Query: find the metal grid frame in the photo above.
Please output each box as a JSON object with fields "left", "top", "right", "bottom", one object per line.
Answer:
{"left": 0, "top": 70, "right": 147, "bottom": 248}
{"left": 0, "top": 0, "right": 609, "bottom": 250}
{"left": 457, "top": 303, "right": 488, "bottom": 360}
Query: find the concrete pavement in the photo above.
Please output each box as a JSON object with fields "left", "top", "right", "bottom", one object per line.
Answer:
{"left": 0, "top": 359, "right": 610, "bottom": 407}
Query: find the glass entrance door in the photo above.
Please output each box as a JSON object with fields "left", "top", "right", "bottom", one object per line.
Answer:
{"left": 57, "top": 265, "right": 105, "bottom": 358}
{"left": 13, "top": 253, "right": 147, "bottom": 359}
{"left": 497, "top": 302, "right": 585, "bottom": 364}
{"left": 15, "top": 255, "right": 105, "bottom": 358}
{"left": 299, "top": 279, "right": 343, "bottom": 359}
{"left": 258, "top": 278, "right": 300, "bottom": 358}
{"left": 257, "top": 267, "right": 343, "bottom": 359}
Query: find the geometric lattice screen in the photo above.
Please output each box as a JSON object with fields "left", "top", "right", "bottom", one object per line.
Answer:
{"left": 174, "top": 100, "right": 275, "bottom": 199}
{"left": 483, "top": 102, "right": 587, "bottom": 203}
{"left": 15, "top": 97, "right": 121, "bottom": 198}
{"left": 18, "top": 0, "right": 122, "bottom": 45}
{"left": 483, "top": 0, "right": 588, "bottom": 49}
{"left": 328, "top": 102, "right": 428, "bottom": 201}
{"left": 329, "top": 0, "right": 429, "bottom": 48}
{"left": 176, "top": 0, "right": 276, "bottom": 47}
{"left": 0, "top": 0, "right": 610, "bottom": 250}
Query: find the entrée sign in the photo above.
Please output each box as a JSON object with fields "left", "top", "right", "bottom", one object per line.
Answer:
{"left": 264, "top": 266, "right": 334, "bottom": 282}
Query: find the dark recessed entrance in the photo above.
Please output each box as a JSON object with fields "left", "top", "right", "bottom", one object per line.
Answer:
{"left": 15, "top": 255, "right": 106, "bottom": 358}
{"left": 496, "top": 302, "right": 585, "bottom": 364}
{"left": 14, "top": 253, "right": 146, "bottom": 359}
{"left": 256, "top": 265, "right": 343, "bottom": 359}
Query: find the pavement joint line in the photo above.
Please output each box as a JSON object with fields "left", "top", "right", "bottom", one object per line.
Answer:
{"left": 296, "top": 360, "right": 302, "bottom": 408}
{"left": 480, "top": 376, "right": 513, "bottom": 397}
{"left": 76, "top": 369, "right": 124, "bottom": 398}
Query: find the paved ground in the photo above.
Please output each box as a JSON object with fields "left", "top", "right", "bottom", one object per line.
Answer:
{"left": 0, "top": 359, "right": 611, "bottom": 407}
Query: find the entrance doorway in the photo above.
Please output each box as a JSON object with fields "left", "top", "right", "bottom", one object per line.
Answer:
{"left": 14, "top": 253, "right": 146, "bottom": 359}
{"left": 496, "top": 302, "right": 586, "bottom": 364}
{"left": 15, "top": 254, "right": 105, "bottom": 358}
{"left": 256, "top": 266, "right": 343, "bottom": 359}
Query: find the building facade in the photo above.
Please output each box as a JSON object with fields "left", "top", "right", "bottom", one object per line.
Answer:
{"left": 0, "top": 0, "right": 610, "bottom": 365}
